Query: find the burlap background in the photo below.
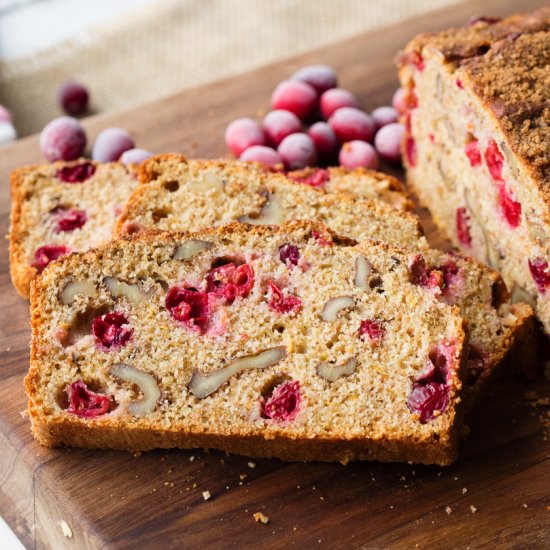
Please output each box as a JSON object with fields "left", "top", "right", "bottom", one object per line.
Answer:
{"left": 0, "top": 0, "right": 460, "bottom": 137}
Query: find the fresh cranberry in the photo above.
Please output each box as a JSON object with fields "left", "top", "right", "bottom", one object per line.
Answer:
{"left": 225, "top": 118, "right": 266, "bottom": 157}
{"left": 262, "top": 110, "right": 302, "bottom": 147}
{"left": 40, "top": 116, "right": 86, "bottom": 162}
{"left": 165, "top": 287, "right": 211, "bottom": 333}
{"left": 287, "top": 168, "right": 330, "bottom": 188}
{"left": 278, "top": 133, "right": 318, "bottom": 170}
{"left": 484, "top": 139, "right": 504, "bottom": 181}
{"left": 328, "top": 107, "right": 376, "bottom": 143}
{"left": 392, "top": 88, "right": 407, "bottom": 114}
{"left": 205, "top": 262, "right": 254, "bottom": 302}
{"left": 464, "top": 141, "right": 481, "bottom": 166}
{"left": 279, "top": 244, "right": 300, "bottom": 267}
{"left": 359, "top": 319, "right": 385, "bottom": 341}
{"left": 56, "top": 162, "right": 96, "bottom": 183}
{"left": 371, "top": 106, "right": 398, "bottom": 130}
{"left": 92, "top": 312, "right": 133, "bottom": 349}
{"left": 374, "top": 123, "right": 404, "bottom": 164}
{"left": 456, "top": 207, "right": 472, "bottom": 247}
{"left": 465, "top": 345, "right": 489, "bottom": 385}
{"left": 466, "top": 15, "right": 501, "bottom": 27}
{"left": 267, "top": 281, "right": 302, "bottom": 315}
{"left": 240, "top": 146, "right": 283, "bottom": 169}
{"left": 58, "top": 80, "right": 89, "bottom": 116}
{"left": 32, "top": 245, "right": 70, "bottom": 273}
{"left": 271, "top": 80, "right": 318, "bottom": 121}
{"left": 311, "top": 230, "right": 332, "bottom": 246}
{"left": 528, "top": 258, "right": 550, "bottom": 293}
{"left": 320, "top": 88, "right": 360, "bottom": 120}
{"left": 291, "top": 64, "right": 337, "bottom": 94}
{"left": 66, "top": 380, "right": 111, "bottom": 418}
{"left": 307, "top": 122, "right": 338, "bottom": 161}
{"left": 497, "top": 183, "right": 521, "bottom": 228}
{"left": 92, "top": 127, "right": 135, "bottom": 162}
{"left": 261, "top": 380, "right": 301, "bottom": 421}
{"left": 339, "top": 141, "right": 379, "bottom": 170}
{"left": 53, "top": 208, "right": 87, "bottom": 232}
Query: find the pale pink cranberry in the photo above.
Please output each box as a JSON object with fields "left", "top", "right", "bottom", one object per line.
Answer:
{"left": 456, "top": 207, "right": 472, "bottom": 247}
{"left": 329, "top": 107, "right": 375, "bottom": 143}
{"left": 262, "top": 110, "right": 302, "bottom": 147}
{"left": 261, "top": 380, "right": 301, "bottom": 421}
{"left": 271, "top": 80, "right": 318, "bottom": 121}
{"left": 119, "top": 148, "right": 153, "bottom": 166}
{"left": 339, "top": 141, "right": 379, "bottom": 170}
{"left": 528, "top": 258, "right": 550, "bottom": 293}
{"left": 92, "top": 312, "right": 133, "bottom": 349}
{"left": 225, "top": 118, "right": 266, "bottom": 157}
{"left": 359, "top": 319, "right": 385, "bottom": 341}
{"left": 240, "top": 146, "right": 283, "bottom": 169}
{"left": 484, "top": 139, "right": 504, "bottom": 181}
{"left": 287, "top": 167, "right": 330, "bottom": 188}
{"left": 320, "top": 88, "right": 360, "bottom": 120}
{"left": 374, "top": 122, "right": 404, "bottom": 163}
{"left": 403, "top": 113, "right": 417, "bottom": 167}
{"left": 205, "top": 262, "right": 255, "bottom": 302}
{"left": 0, "top": 122, "right": 17, "bottom": 145}
{"left": 497, "top": 183, "right": 521, "bottom": 228}
{"left": 307, "top": 122, "right": 338, "bottom": 160}
{"left": 401, "top": 50, "right": 425, "bottom": 71}
{"left": 291, "top": 64, "right": 337, "bottom": 94}
{"left": 53, "top": 208, "right": 87, "bottom": 232}
{"left": 279, "top": 244, "right": 300, "bottom": 267}
{"left": 267, "top": 281, "right": 302, "bottom": 315}
{"left": 56, "top": 162, "right": 96, "bottom": 183}
{"left": 58, "top": 80, "right": 89, "bottom": 116}
{"left": 277, "top": 133, "right": 317, "bottom": 170}
{"left": 392, "top": 88, "right": 407, "bottom": 114}
{"left": 371, "top": 106, "right": 398, "bottom": 130}
{"left": 165, "top": 287, "right": 210, "bottom": 334}
{"left": 92, "top": 127, "right": 135, "bottom": 162}
{"left": 0, "top": 105, "right": 12, "bottom": 123}
{"left": 32, "top": 245, "right": 70, "bottom": 273}
{"left": 40, "top": 116, "right": 86, "bottom": 162}
{"left": 465, "top": 141, "right": 481, "bottom": 166}
{"left": 66, "top": 380, "right": 111, "bottom": 418}
{"left": 440, "top": 261, "right": 464, "bottom": 301}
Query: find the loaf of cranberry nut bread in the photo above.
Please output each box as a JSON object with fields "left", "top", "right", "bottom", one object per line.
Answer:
{"left": 116, "top": 154, "right": 535, "bottom": 408}
{"left": 27, "top": 221, "right": 467, "bottom": 465}
{"left": 398, "top": 7, "right": 550, "bottom": 332}
{"left": 9, "top": 160, "right": 138, "bottom": 298}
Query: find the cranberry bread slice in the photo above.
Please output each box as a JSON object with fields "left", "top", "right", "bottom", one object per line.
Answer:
{"left": 26, "top": 221, "right": 467, "bottom": 465}
{"left": 285, "top": 166, "right": 413, "bottom": 211}
{"left": 398, "top": 7, "right": 550, "bottom": 332}
{"left": 116, "top": 154, "right": 425, "bottom": 250}
{"left": 9, "top": 160, "right": 138, "bottom": 298}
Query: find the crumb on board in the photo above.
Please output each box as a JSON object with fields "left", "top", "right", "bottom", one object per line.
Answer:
{"left": 202, "top": 491, "right": 211, "bottom": 501}
{"left": 470, "top": 505, "right": 477, "bottom": 513}
{"left": 59, "top": 521, "right": 72, "bottom": 538}
{"left": 189, "top": 455, "right": 195, "bottom": 462}
{"left": 462, "top": 487, "right": 468, "bottom": 494}
{"left": 248, "top": 462, "right": 256, "bottom": 468}
{"left": 253, "top": 512, "right": 269, "bottom": 524}
{"left": 445, "top": 506, "right": 453, "bottom": 515}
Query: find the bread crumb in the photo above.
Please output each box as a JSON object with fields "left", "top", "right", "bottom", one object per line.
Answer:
{"left": 202, "top": 491, "right": 211, "bottom": 501}
{"left": 522, "top": 503, "right": 528, "bottom": 508}
{"left": 253, "top": 512, "right": 269, "bottom": 524}
{"left": 445, "top": 506, "right": 453, "bottom": 515}
{"left": 189, "top": 456, "right": 195, "bottom": 462}
{"left": 248, "top": 461, "right": 256, "bottom": 468}
{"left": 133, "top": 451, "right": 141, "bottom": 457}
{"left": 470, "top": 505, "right": 477, "bottom": 513}
{"left": 462, "top": 487, "right": 468, "bottom": 494}
{"left": 240, "top": 474, "right": 247, "bottom": 481}
{"left": 59, "top": 521, "right": 72, "bottom": 538}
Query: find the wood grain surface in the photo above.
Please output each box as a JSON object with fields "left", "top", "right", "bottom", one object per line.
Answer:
{"left": 1, "top": 0, "right": 549, "bottom": 548}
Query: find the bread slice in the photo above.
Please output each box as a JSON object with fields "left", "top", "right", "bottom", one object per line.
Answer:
{"left": 115, "top": 154, "right": 535, "bottom": 410}
{"left": 26, "top": 221, "right": 467, "bottom": 465}
{"left": 397, "top": 7, "right": 550, "bottom": 332}
{"left": 9, "top": 159, "right": 138, "bottom": 298}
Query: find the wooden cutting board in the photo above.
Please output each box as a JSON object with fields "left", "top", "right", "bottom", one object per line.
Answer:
{"left": 1, "top": 0, "right": 548, "bottom": 548}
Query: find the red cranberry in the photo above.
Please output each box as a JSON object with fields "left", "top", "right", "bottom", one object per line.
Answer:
{"left": 277, "top": 133, "right": 318, "bottom": 170}
{"left": 404, "top": 114, "right": 417, "bottom": 167}
{"left": 307, "top": 122, "right": 338, "bottom": 161}
{"left": 267, "top": 281, "right": 302, "bottom": 315}
{"left": 66, "top": 380, "right": 111, "bottom": 418}
{"left": 359, "top": 319, "right": 385, "bottom": 341}
{"left": 484, "top": 139, "right": 504, "bottom": 181}
{"left": 497, "top": 183, "right": 521, "bottom": 228}
{"left": 320, "top": 88, "right": 360, "bottom": 120}
{"left": 240, "top": 145, "right": 283, "bottom": 169}
{"left": 205, "top": 262, "right": 254, "bottom": 302}
{"left": 58, "top": 80, "right": 89, "bottom": 116}
{"left": 329, "top": 107, "right": 375, "bottom": 143}
{"left": 56, "top": 161, "right": 96, "bottom": 183}
{"left": 311, "top": 230, "right": 332, "bottom": 246}
{"left": 262, "top": 110, "right": 302, "bottom": 147}
{"left": 464, "top": 141, "right": 481, "bottom": 166}
{"left": 528, "top": 257, "right": 550, "bottom": 293}
{"left": 456, "top": 79, "right": 464, "bottom": 89}
{"left": 465, "top": 345, "right": 489, "bottom": 385}
{"left": 165, "top": 287, "right": 210, "bottom": 333}
{"left": 92, "top": 127, "right": 135, "bottom": 162}
{"left": 339, "top": 141, "right": 379, "bottom": 170}
{"left": 92, "top": 312, "right": 133, "bottom": 349}
{"left": 401, "top": 50, "right": 425, "bottom": 71}
{"left": 225, "top": 118, "right": 266, "bottom": 157}
{"left": 456, "top": 207, "right": 472, "bottom": 247}
{"left": 279, "top": 244, "right": 300, "bottom": 267}
{"left": 291, "top": 64, "right": 337, "bottom": 94}
{"left": 374, "top": 123, "right": 404, "bottom": 164}
{"left": 271, "top": 80, "right": 318, "bottom": 121}
{"left": 32, "top": 245, "right": 70, "bottom": 273}
{"left": 287, "top": 168, "right": 330, "bottom": 188}
{"left": 261, "top": 380, "right": 301, "bottom": 421}
{"left": 40, "top": 116, "right": 86, "bottom": 162}
{"left": 371, "top": 106, "right": 398, "bottom": 130}
{"left": 53, "top": 208, "right": 87, "bottom": 232}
